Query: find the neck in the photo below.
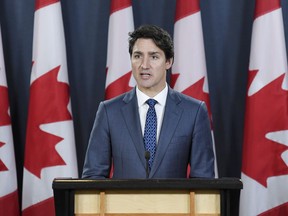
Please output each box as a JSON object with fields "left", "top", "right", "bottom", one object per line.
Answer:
{"left": 138, "top": 83, "right": 166, "bottom": 98}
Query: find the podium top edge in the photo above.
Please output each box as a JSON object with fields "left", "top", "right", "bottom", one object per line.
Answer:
{"left": 52, "top": 178, "right": 243, "bottom": 190}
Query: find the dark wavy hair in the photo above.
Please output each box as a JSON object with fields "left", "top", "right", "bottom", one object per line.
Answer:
{"left": 128, "top": 25, "right": 174, "bottom": 61}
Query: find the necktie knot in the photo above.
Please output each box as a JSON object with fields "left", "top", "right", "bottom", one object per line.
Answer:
{"left": 146, "top": 99, "right": 157, "bottom": 108}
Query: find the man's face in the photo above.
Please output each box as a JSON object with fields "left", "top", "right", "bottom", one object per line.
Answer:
{"left": 131, "top": 38, "right": 173, "bottom": 97}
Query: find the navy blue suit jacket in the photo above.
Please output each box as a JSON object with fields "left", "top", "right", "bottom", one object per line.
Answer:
{"left": 82, "top": 87, "right": 214, "bottom": 179}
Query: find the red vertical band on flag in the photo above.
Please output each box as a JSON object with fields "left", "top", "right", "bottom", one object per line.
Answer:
{"left": 254, "top": 0, "right": 280, "bottom": 19}
{"left": 0, "top": 86, "right": 10, "bottom": 125}
{"left": 175, "top": 0, "right": 200, "bottom": 22}
{"left": 35, "top": 0, "right": 59, "bottom": 10}
{"left": 0, "top": 191, "right": 19, "bottom": 216}
{"left": 110, "top": 0, "right": 132, "bottom": 14}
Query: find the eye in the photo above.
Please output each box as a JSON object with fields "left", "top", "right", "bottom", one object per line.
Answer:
{"left": 133, "top": 54, "right": 141, "bottom": 59}
{"left": 151, "top": 55, "right": 159, "bottom": 60}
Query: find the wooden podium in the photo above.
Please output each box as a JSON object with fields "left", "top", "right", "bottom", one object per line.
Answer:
{"left": 52, "top": 178, "right": 242, "bottom": 216}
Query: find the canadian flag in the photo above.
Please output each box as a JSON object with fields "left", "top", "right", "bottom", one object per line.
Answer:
{"left": 0, "top": 26, "right": 20, "bottom": 216}
{"left": 239, "top": 0, "right": 288, "bottom": 215}
{"left": 105, "top": 0, "right": 135, "bottom": 100}
{"left": 22, "top": 0, "right": 78, "bottom": 215}
{"left": 171, "top": 0, "right": 218, "bottom": 177}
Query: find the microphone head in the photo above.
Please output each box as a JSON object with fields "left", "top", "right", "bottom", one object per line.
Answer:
{"left": 145, "top": 151, "right": 150, "bottom": 160}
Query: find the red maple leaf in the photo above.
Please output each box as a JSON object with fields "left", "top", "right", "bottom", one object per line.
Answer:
{"left": 171, "top": 73, "right": 212, "bottom": 119}
{"left": 105, "top": 69, "right": 133, "bottom": 99}
{"left": 24, "top": 65, "right": 72, "bottom": 178}
{"left": 0, "top": 141, "right": 8, "bottom": 171}
{"left": 170, "top": 73, "right": 180, "bottom": 89}
{"left": 242, "top": 70, "right": 288, "bottom": 187}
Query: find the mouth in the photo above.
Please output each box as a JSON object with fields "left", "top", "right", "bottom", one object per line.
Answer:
{"left": 140, "top": 72, "right": 151, "bottom": 79}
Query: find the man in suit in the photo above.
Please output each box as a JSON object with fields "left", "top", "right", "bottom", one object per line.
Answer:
{"left": 82, "top": 25, "right": 214, "bottom": 179}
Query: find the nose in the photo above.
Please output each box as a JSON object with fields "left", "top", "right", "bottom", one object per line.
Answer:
{"left": 141, "top": 56, "right": 150, "bottom": 69}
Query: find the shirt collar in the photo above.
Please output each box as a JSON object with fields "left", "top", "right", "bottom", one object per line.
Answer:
{"left": 136, "top": 83, "right": 168, "bottom": 107}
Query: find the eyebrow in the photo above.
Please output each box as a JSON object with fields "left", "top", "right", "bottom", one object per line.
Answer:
{"left": 132, "top": 51, "right": 161, "bottom": 55}
{"left": 149, "top": 51, "right": 160, "bottom": 55}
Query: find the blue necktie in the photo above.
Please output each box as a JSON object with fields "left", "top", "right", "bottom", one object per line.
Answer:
{"left": 143, "top": 99, "right": 157, "bottom": 170}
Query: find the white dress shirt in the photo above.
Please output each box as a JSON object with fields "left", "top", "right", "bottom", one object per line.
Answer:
{"left": 136, "top": 84, "right": 168, "bottom": 144}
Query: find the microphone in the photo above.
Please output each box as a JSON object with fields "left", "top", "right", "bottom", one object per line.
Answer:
{"left": 145, "top": 151, "right": 150, "bottom": 178}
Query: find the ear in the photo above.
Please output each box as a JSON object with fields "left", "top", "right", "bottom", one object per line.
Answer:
{"left": 165, "top": 58, "right": 173, "bottom": 69}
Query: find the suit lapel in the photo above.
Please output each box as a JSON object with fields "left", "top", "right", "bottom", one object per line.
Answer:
{"left": 121, "top": 89, "right": 147, "bottom": 169}
{"left": 150, "top": 88, "right": 183, "bottom": 177}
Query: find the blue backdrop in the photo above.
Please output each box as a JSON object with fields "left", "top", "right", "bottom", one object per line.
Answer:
{"left": 1, "top": 0, "right": 288, "bottom": 214}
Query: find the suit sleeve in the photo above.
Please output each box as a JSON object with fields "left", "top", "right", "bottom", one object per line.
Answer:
{"left": 82, "top": 102, "right": 111, "bottom": 179}
{"left": 189, "top": 101, "right": 215, "bottom": 178}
